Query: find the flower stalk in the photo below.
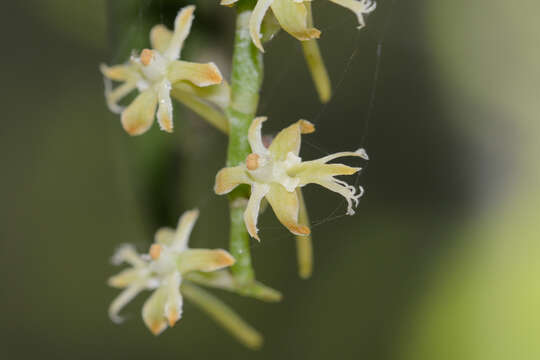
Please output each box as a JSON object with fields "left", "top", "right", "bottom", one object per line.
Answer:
{"left": 301, "top": 2, "right": 331, "bottom": 103}
{"left": 181, "top": 282, "right": 263, "bottom": 349}
{"left": 226, "top": 0, "right": 263, "bottom": 287}
{"left": 295, "top": 189, "right": 313, "bottom": 278}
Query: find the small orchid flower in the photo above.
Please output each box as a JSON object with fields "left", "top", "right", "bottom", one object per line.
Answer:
{"left": 221, "top": 0, "right": 376, "bottom": 52}
{"left": 214, "top": 117, "right": 368, "bottom": 241}
{"left": 100, "top": 5, "right": 224, "bottom": 135}
{"left": 108, "top": 209, "right": 235, "bottom": 335}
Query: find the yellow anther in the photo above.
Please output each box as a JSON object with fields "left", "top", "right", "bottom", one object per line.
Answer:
{"left": 149, "top": 244, "right": 162, "bottom": 260}
{"left": 140, "top": 49, "right": 154, "bottom": 66}
{"left": 246, "top": 153, "right": 260, "bottom": 171}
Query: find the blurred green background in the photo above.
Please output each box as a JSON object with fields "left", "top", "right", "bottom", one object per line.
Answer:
{"left": 2, "top": 0, "right": 539, "bottom": 359}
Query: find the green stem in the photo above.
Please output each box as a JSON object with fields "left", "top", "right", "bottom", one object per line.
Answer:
{"left": 182, "top": 282, "right": 262, "bottom": 349}
{"left": 226, "top": 0, "right": 263, "bottom": 287}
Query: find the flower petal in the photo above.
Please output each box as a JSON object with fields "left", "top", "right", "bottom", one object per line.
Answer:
{"left": 214, "top": 166, "right": 252, "bottom": 195}
{"left": 150, "top": 24, "right": 173, "bottom": 53}
{"left": 168, "top": 61, "right": 223, "bottom": 87}
{"left": 248, "top": 117, "right": 269, "bottom": 155}
{"left": 142, "top": 283, "right": 169, "bottom": 335}
{"left": 266, "top": 184, "right": 310, "bottom": 236}
{"left": 164, "top": 272, "right": 183, "bottom": 327}
{"left": 244, "top": 183, "right": 270, "bottom": 241}
{"left": 108, "top": 268, "right": 144, "bottom": 288}
{"left": 290, "top": 162, "right": 361, "bottom": 186}
{"left": 171, "top": 209, "right": 199, "bottom": 251}
{"left": 315, "top": 178, "right": 364, "bottom": 215}
{"left": 269, "top": 119, "right": 315, "bottom": 160}
{"left": 100, "top": 64, "right": 136, "bottom": 82}
{"left": 103, "top": 79, "right": 137, "bottom": 114}
{"left": 156, "top": 80, "right": 174, "bottom": 133}
{"left": 316, "top": 148, "right": 369, "bottom": 163}
{"left": 249, "top": 0, "right": 274, "bottom": 52}
{"left": 109, "top": 283, "right": 145, "bottom": 324}
{"left": 120, "top": 89, "right": 158, "bottom": 136}
{"left": 220, "top": 0, "right": 239, "bottom": 6}
{"left": 111, "top": 244, "right": 146, "bottom": 267}
{"left": 271, "top": 0, "right": 321, "bottom": 41}
{"left": 328, "top": 0, "right": 376, "bottom": 29}
{"left": 176, "top": 249, "right": 235, "bottom": 274}
{"left": 164, "top": 5, "right": 195, "bottom": 60}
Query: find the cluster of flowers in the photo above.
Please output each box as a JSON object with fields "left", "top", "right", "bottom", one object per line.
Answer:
{"left": 102, "top": 0, "right": 374, "bottom": 346}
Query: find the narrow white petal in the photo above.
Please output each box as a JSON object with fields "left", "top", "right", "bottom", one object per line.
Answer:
{"left": 109, "top": 283, "right": 145, "bottom": 324}
{"left": 164, "top": 5, "right": 195, "bottom": 61}
{"left": 157, "top": 80, "right": 174, "bottom": 133}
{"left": 249, "top": 0, "right": 274, "bottom": 52}
{"left": 172, "top": 209, "right": 200, "bottom": 251}
{"left": 244, "top": 184, "right": 270, "bottom": 241}
{"left": 248, "top": 117, "right": 269, "bottom": 155}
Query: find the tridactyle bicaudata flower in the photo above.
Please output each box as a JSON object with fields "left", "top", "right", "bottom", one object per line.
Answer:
{"left": 100, "top": 6, "right": 225, "bottom": 135}
{"left": 214, "top": 117, "right": 368, "bottom": 241}
{"left": 108, "top": 209, "right": 235, "bottom": 335}
{"left": 221, "top": 0, "right": 377, "bottom": 52}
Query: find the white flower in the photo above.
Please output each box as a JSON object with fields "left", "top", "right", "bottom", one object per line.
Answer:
{"left": 214, "top": 117, "right": 368, "bottom": 241}
{"left": 100, "top": 6, "right": 224, "bottom": 135}
{"left": 108, "top": 210, "right": 235, "bottom": 335}
{"left": 221, "top": 0, "right": 376, "bottom": 52}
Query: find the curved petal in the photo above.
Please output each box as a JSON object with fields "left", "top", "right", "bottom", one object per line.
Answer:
{"left": 150, "top": 24, "right": 173, "bottom": 53}
{"left": 120, "top": 89, "right": 158, "bottom": 136}
{"left": 177, "top": 249, "right": 235, "bottom": 274}
{"left": 109, "top": 283, "right": 145, "bottom": 324}
{"left": 156, "top": 80, "right": 174, "bottom": 133}
{"left": 314, "top": 178, "right": 364, "bottom": 215}
{"left": 164, "top": 5, "right": 195, "bottom": 61}
{"left": 269, "top": 119, "right": 315, "bottom": 160}
{"left": 248, "top": 117, "right": 269, "bottom": 155}
{"left": 168, "top": 61, "right": 223, "bottom": 87}
{"left": 328, "top": 0, "right": 376, "bottom": 29}
{"left": 265, "top": 184, "right": 310, "bottom": 236}
{"left": 316, "top": 148, "right": 369, "bottom": 163}
{"left": 172, "top": 209, "right": 199, "bottom": 251}
{"left": 214, "top": 166, "right": 252, "bottom": 195}
{"left": 271, "top": 0, "right": 321, "bottom": 41}
{"left": 142, "top": 283, "right": 169, "bottom": 335}
{"left": 103, "top": 78, "right": 137, "bottom": 114}
{"left": 244, "top": 183, "right": 270, "bottom": 241}
{"left": 249, "top": 0, "right": 274, "bottom": 52}
{"left": 111, "top": 244, "right": 145, "bottom": 267}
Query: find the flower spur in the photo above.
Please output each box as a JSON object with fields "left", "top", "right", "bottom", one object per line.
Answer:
{"left": 214, "top": 117, "right": 368, "bottom": 241}
{"left": 100, "top": 5, "right": 225, "bottom": 135}
{"left": 108, "top": 209, "right": 235, "bottom": 335}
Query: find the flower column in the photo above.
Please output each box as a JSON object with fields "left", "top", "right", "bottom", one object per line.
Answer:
{"left": 226, "top": 0, "right": 263, "bottom": 288}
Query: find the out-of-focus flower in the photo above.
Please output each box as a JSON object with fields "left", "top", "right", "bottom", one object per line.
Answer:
{"left": 214, "top": 117, "right": 368, "bottom": 241}
{"left": 221, "top": 0, "right": 376, "bottom": 52}
{"left": 108, "top": 209, "right": 235, "bottom": 335}
{"left": 100, "top": 6, "right": 224, "bottom": 135}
